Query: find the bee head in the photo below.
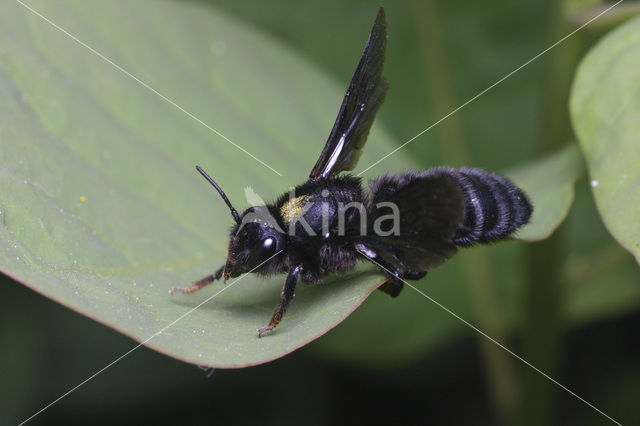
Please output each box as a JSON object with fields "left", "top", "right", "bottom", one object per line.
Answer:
{"left": 224, "top": 207, "right": 285, "bottom": 277}
{"left": 194, "top": 165, "right": 284, "bottom": 278}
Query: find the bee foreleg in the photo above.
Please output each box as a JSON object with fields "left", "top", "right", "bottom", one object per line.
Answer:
{"left": 258, "top": 265, "right": 301, "bottom": 337}
{"left": 170, "top": 265, "right": 225, "bottom": 295}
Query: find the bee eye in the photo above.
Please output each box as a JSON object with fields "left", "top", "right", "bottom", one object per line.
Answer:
{"left": 245, "top": 236, "right": 278, "bottom": 271}
{"left": 257, "top": 237, "right": 277, "bottom": 259}
{"left": 263, "top": 238, "right": 274, "bottom": 249}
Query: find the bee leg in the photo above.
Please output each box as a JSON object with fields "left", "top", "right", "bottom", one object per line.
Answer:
{"left": 403, "top": 270, "right": 427, "bottom": 280}
{"left": 378, "top": 270, "right": 427, "bottom": 297}
{"left": 170, "top": 266, "right": 224, "bottom": 295}
{"left": 373, "top": 262, "right": 427, "bottom": 297}
{"left": 360, "top": 255, "right": 405, "bottom": 297}
{"left": 258, "top": 265, "right": 301, "bottom": 337}
{"left": 377, "top": 276, "right": 403, "bottom": 297}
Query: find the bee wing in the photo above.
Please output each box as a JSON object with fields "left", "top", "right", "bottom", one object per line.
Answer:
{"left": 359, "top": 174, "right": 465, "bottom": 273}
{"left": 308, "top": 8, "right": 388, "bottom": 180}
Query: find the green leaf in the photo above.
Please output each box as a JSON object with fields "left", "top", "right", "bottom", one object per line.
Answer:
{"left": 570, "top": 15, "right": 640, "bottom": 264}
{"left": 0, "top": 0, "right": 404, "bottom": 368}
{"left": 506, "top": 143, "right": 585, "bottom": 242}
{"left": 0, "top": 0, "right": 578, "bottom": 369}
{"left": 562, "top": 182, "right": 640, "bottom": 326}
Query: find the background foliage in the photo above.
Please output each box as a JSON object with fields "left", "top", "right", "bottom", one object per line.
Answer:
{"left": 1, "top": 0, "right": 638, "bottom": 425}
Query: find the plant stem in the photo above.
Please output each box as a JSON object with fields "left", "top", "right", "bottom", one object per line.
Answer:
{"left": 411, "top": 1, "right": 517, "bottom": 423}
{"left": 519, "top": 1, "right": 579, "bottom": 424}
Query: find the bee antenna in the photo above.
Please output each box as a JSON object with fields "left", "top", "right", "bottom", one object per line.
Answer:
{"left": 195, "top": 165, "right": 241, "bottom": 224}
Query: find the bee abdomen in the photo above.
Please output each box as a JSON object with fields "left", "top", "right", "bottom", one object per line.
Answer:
{"left": 437, "top": 167, "right": 532, "bottom": 247}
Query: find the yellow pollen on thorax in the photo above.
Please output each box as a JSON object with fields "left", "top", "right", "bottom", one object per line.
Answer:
{"left": 280, "top": 195, "right": 312, "bottom": 224}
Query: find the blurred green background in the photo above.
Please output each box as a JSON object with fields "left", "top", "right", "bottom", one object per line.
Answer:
{"left": 1, "top": 0, "right": 639, "bottom": 425}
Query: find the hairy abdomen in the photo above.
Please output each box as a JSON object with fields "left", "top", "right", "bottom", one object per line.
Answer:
{"left": 440, "top": 167, "right": 532, "bottom": 246}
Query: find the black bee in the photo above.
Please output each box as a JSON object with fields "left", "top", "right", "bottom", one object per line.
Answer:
{"left": 171, "top": 8, "right": 532, "bottom": 337}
